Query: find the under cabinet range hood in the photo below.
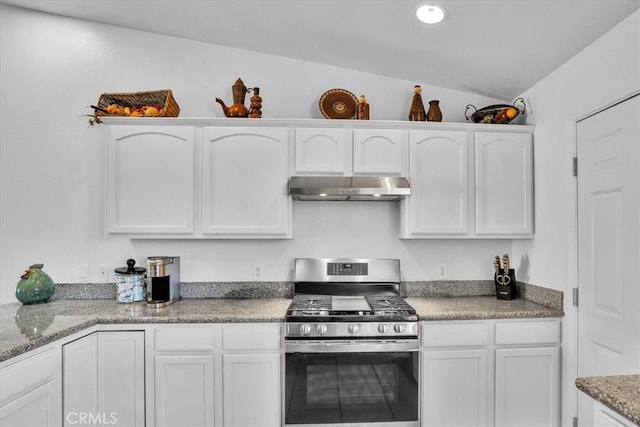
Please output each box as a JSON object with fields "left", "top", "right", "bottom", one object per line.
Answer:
{"left": 288, "top": 176, "right": 411, "bottom": 201}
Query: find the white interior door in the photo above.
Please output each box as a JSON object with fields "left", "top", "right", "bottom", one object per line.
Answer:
{"left": 577, "top": 94, "right": 640, "bottom": 425}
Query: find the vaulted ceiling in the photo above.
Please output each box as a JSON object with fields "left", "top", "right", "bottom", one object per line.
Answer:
{"left": 2, "top": 0, "right": 638, "bottom": 100}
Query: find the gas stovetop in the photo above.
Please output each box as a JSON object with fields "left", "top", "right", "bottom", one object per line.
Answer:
{"left": 287, "top": 294, "right": 417, "bottom": 318}
{"left": 285, "top": 258, "right": 418, "bottom": 339}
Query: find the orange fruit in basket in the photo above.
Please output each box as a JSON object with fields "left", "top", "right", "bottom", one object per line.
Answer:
{"left": 130, "top": 111, "right": 141, "bottom": 117}
{"left": 145, "top": 106, "right": 159, "bottom": 117}
{"left": 506, "top": 107, "right": 518, "bottom": 119}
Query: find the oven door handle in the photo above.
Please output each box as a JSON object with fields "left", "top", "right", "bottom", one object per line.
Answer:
{"left": 285, "top": 339, "right": 418, "bottom": 353}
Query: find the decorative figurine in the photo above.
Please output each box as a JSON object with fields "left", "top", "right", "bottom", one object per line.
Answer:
{"left": 409, "top": 85, "right": 426, "bottom": 121}
{"left": 215, "top": 78, "right": 249, "bottom": 118}
{"left": 248, "top": 87, "right": 262, "bottom": 118}
{"left": 356, "top": 95, "right": 370, "bottom": 120}
{"left": 427, "top": 99, "right": 443, "bottom": 122}
{"left": 15, "top": 264, "right": 55, "bottom": 304}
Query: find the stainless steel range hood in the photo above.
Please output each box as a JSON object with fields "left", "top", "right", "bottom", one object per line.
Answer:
{"left": 289, "top": 176, "right": 410, "bottom": 201}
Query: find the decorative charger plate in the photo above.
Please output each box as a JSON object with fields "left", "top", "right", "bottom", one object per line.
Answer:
{"left": 319, "top": 88, "right": 358, "bottom": 119}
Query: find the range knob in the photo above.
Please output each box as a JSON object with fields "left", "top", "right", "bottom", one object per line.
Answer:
{"left": 378, "top": 324, "right": 390, "bottom": 334}
{"left": 348, "top": 324, "right": 359, "bottom": 335}
{"left": 394, "top": 323, "right": 406, "bottom": 334}
{"left": 299, "top": 324, "right": 312, "bottom": 336}
{"left": 316, "top": 324, "right": 328, "bottom": 336}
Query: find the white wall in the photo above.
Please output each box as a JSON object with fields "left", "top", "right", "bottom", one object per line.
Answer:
{"left": 0, "top": 5, "right": 509, "bottom": 303}
{"left": 514, "top": 10, "right": 639, "bottom": 427}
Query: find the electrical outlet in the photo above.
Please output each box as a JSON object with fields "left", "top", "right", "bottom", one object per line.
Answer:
{"left": 97, "top": 265, "right": 109, "bottom": 283}
{"left": 79, "top": 264, "right": 89, "bottom": 283}
{"left": 252, "top": 264, "right": 265, "bottom": 281}
{"left": 438, "top": 264, "right": 447, "bottom": 279}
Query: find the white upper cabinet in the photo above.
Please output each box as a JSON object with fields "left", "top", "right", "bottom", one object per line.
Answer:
{"left": 104, "top": 118, "right": 532, "bottom": 240}
{"left": 202, "top": 127, "right": 292, "bottom": 238}
{"left": 105, "top": 122, "right": 291, "bottom": 239}
{"left": 106, "top": 126, "right": 196, "bottom": 235}
{"left": 294, "top": 127, "right": 350, "bottom": 174}
{"left": 475, "top": 132, "right": 533, "bottom": 237}
{"left": 294, "top": 127, "right": 407, "bottom": 176}
{"left": 403, "top": 130, "right": 470, "bottom": 236}
{"left": 352, "top": 129, "right": 408, "bottom": 175}
{"left": 401, "top": 128, "right": 533, "bottom": 239}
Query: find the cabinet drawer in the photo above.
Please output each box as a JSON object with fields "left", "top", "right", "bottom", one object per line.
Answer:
{"left": 154, "top": 326, "right": 215, "bottom": 351}
{"left": 222, "top": 324, "right": 281, "bottom": 351}
{"left": 495, "top": 319, "right": 560, "bottom": 346}
{"left": 0, "top": 347, "right": 57, "bottom": 404}
{"left": 421, "top": 321, "right": 490, "bottom": 348}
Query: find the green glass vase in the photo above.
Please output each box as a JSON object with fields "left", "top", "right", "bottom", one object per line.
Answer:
{"left": 16, "top": 264, "right": 55, "bottom": 304}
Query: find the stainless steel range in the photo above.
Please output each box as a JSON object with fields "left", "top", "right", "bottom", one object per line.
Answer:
{"left": 284, "top": 258, "right": 419, "bottom": 427}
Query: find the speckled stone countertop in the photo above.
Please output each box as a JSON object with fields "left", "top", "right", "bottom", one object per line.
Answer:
{"left": 407, "top": 296, "right": 563, "bottom": 320}
{"left": 576, "top": 375, "right": 640, "bottom": 425}
{"left": 1, "top": 295, "right": 563, "bottom": 363}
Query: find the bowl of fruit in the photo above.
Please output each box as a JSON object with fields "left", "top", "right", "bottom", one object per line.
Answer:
{"left": 465, "top": 97, "right": 526, "bottom": 124}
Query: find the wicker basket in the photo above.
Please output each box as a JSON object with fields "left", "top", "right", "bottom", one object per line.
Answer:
{"left": 94, "top": 89, "right": 180, "bottom": 117}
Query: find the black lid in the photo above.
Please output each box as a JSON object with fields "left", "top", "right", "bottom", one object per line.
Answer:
{"left": 114, "top": 258, "right": 146, "bottom": 275}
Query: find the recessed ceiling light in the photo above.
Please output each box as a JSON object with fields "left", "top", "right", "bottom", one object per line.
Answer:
{"left": 416, "top": 4, "right": 445, "bottom": 24}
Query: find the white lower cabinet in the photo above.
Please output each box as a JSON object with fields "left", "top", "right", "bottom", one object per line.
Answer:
{"left": 154, "top": 354, "right": 215, "bottom": 427}
{"left": 63, "top": 330, "right": 145, "bottom": 427}
{"left": 420, "top": 318, "right": 561, "bottom": 427}
{"left": 593, "top": 401, "right": 637, "bottom": 427}
{"left": 421, "top": 321, "right": 492, "bottom": 427}
{"left": 0, "top": 347, "right": 61, "bottom": 427}
{"left": 148, "top": 323, "right": 281, "bottom": 427}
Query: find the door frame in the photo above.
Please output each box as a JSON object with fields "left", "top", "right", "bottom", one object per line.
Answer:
{"left": 572, "top": 90, "right": 640, "bottom": 423}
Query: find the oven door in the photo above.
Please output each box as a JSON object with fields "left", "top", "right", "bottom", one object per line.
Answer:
{"left": 284, "top": 340, "right": 419, "bottom": 426}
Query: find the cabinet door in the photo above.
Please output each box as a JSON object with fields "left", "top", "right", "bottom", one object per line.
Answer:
{"left": 222, "top": 353, "right": 280, "bottom": 427}
{"left": 106, "top": 126, "right": 196, "bottom": 235}
{"left": 202, "top": 127, "right": 291, "bottom": 238}
{"left": 63, "top": 331, "right": 144, "bottom": 427}
{"left": 63, "top": 333, "right": 98, "bottom": 423}
{"left": 294, "top": 127, "right": 351, "bottom": 174}
{"left": 0, "top": 381, "right": 60, "bottom": 427}
{"left": 593, "top": 401, "right": 634, "bottom": 427}
{"left": 475, "top": 132, "right": 533, "bottom": 237}
{"left": 495, "top": 347, "right": 559, "bottom": 427}
{"left": 421, "top": 349, "right": 490, "bottom": 427}
{"left": 353, "top": 129, "right": 407, "bottom": 175}
{"left": 0, "top": 347, "right": 61, "bottom": 427}
{"left": 403, "top": 130, "right": 470, "bottom": 237}
{"left": 97, "top": 332, "right": 145, "bottom": 427}
{"left": 154, "top": 355, "right": 215, "bottom": 427}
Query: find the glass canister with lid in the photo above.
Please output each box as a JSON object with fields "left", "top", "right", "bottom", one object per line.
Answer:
{"left": 114, "top": 259, "right": 146, "bottom": 303}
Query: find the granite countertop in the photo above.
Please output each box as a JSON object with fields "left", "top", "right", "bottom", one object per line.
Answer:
{"left": 576, "top": 375, "right": 640, "bottom": 425}
{"left": 1, "top": 295, "right": 563, "bottom": 363}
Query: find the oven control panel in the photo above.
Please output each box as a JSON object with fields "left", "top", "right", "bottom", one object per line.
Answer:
{"left": 285, "top": 322, "right": 418, "bottom": 338}
{"left": 327, "top": 262, "right": 368, "bottom": 276}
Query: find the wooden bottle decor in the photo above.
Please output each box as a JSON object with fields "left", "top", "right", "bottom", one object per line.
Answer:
{"left": 427, "top": 99, "right": 442, "bottom": 122}
{"left": 409, "top": 85, "right": 426, "bottom": 121}
{"left": 248, "top": 87, "right": 262, "bottom": 118}
{"left": 356, "top": 95, "right": 370, "bottom": 120}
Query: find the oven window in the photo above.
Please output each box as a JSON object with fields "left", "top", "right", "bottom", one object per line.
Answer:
{"left": 285, "top": 351, "right": 418, "bottom": 424}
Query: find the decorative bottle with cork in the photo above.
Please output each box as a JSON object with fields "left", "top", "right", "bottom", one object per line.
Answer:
{"left": 356, "top": 95, "right": 370, "bottom": 120}
{"left": 409, "top": 85, "right": 426, "bottom": 121}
